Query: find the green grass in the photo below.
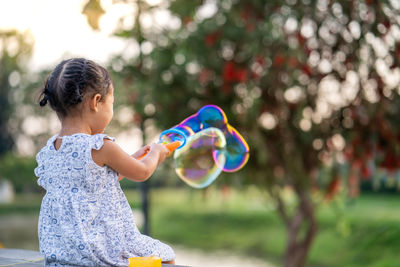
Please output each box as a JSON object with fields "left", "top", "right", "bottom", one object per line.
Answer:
{"left": 1, "top": 189, "right": 400, "bottom": 266}
{"left": 0, "top": 193, "right": 43, "bottom": 215}
{"left": 146, "top": 189, "right": 400, "bottom": 267}
{"left": 306, "top": 195, "right": 400, "bottom": 267}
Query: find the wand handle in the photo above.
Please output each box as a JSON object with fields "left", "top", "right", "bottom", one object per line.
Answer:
{"left": 137, "top": 141, "right": 181, "bottom": 160}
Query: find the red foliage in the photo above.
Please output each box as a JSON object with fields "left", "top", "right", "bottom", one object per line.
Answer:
{"left": 396, "top": 42, "right": 400, "bottom": 56}
{"left": 246, "top": 23, "right": 256, "bottom": 32}
{"left": 361, "top": 163, "right": 371, "bottom": 179}
{"left": 273, "top": 54, "right": 285, "bottom": 67}
{"left": 251, "top": 71, "right": 260, "bottom": 80}
{"left": 348, "top": 172, "right": 360, "bottom": 198}
{"left": 324, "top": 177, "right": 341, "bottom": 201}
{"left": 133, "top": 113, "right": 142, "bottom": 123}
{"left": 223, "top": 61, "right": 237, "bottom": 82}
{"left": 183, "top": 16, "right": 193, "bottom": 26}
{"left": 383, "top": 20, "right": 391, "bottom": 30}
{"left": 222, "top": 83, "right": 232, "bottom": 95}
{"left": 198, "top": 68, "right": 213, "bottom": 84}
{"left": 256, "top": 56, "right": 265, "bottom": 65}
{"left": 205, "top": 30, "right": 221, "bottom": 46}
{"left": 380, "top": 152, "right": 397, "bottom": 172}
{"left": 128, "top": 92, "right": 138, "bottom": 104}
{"left": 297, "top": 32, "right": 306, "bottom": 45}
{"left": 288, "top": 57, "right": 298, "bottom": 68}
{"left": 240, "top": 8, "right": 250, "bottom": 22}
{"left": 240, "top": 5, "right": 259, "bottom": 32}
{"left": 236, "top": 68, "right": 247, "bottom": 82}
{"left": 301, "top": 64, "right": 312, "bottom": 76}
{"left": 221, "top": 61, "right": 248, "bottom": 95}
{"left": 222, "top": 61, "right": 248, "bottom": 83}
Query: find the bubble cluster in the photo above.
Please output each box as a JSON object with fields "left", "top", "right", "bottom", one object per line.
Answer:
{"left": 159, "top": 105, "right": 250, "bottom": 188}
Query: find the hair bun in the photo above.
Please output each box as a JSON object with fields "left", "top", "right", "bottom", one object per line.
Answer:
{"left": 40, "top": 95, "right": 48, "bottom": 106}
{"left": 75, "top": 95, "right": 83, "bottom": 103}
{"left": 74, "top": 84, "right": 83, "bottom": 104}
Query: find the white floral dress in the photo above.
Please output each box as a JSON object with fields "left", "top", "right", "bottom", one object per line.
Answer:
{"left": 34, "top": 133, "right": 175, "bottom": 267}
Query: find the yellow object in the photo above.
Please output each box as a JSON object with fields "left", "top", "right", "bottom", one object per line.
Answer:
{"left": 128, "top": 256, "right": 161, "bottom": 267}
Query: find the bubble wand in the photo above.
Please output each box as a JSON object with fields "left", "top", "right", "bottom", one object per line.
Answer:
{"left": 137, "top": 128, "right": 187, "bottom": 160}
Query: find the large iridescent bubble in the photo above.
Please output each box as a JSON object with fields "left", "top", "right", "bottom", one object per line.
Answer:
{"left": 159, "top": 105, "right": 250, "bottom": 188}
{"left": 173, "top": 127, "right": 226, "bottom": 188}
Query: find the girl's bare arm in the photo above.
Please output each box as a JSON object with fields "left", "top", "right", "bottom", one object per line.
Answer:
{"left": 92, "top": 139, "right": 169, "bottom": 182}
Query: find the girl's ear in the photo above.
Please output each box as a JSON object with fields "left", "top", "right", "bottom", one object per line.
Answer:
{"left": 89, "top": 93, "right": 102, "bottom": 112}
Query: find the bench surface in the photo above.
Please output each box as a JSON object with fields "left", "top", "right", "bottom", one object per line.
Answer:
{"left": 0, "top": 249, "right": 188, "bottom": 267}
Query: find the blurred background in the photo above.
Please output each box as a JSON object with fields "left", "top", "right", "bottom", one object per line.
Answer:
{"left": 0, "top": 0, "right": 400, "bottom": 266}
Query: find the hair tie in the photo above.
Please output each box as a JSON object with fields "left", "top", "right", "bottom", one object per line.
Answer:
{"left": 40, "top": 95, "right": 48, "bottom": 107}
{"left": 75, "top": 94, "right": 83, "bottom": 103}
{"left": 75, "top": 84, "right": 83, "bottom": 104}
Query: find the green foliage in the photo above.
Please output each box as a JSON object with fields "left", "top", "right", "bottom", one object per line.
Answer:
{"left": 0, "top": 30, "right": 33, "bottom": 156}
{"left": 104, "top": 0, "right": 400, "bottom": 191}
{"left": 0, "top": 154, "right": 39, "bottom": 193}
{"left": 169, "top": 0, "right": 202, "bottom": 18}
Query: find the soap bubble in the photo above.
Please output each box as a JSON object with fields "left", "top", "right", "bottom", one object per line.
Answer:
{"left": 158, "top": 105, "right": 249, "bottom": 188}
{"left": 195, "top": 105, "right": 249, "bottom": 172}
{"left": 222, "top": 124, "right": 250, "bottom": 172}
{"left": 173, "top": 127, "right": 226, "bottom": 188}
{"left": 159, "top": 129, "right": 187, "bottom": 148}
{"left": 163, "top": 105, "right": 249, "bottom": 172}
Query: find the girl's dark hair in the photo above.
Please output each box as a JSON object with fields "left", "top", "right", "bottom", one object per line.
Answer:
{"left": 39, "top": 58, "right": 112, "bottom": 117}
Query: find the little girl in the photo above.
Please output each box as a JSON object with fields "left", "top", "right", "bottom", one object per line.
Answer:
{"left": 34, "top": 58, "right": 175, "bottom": 266}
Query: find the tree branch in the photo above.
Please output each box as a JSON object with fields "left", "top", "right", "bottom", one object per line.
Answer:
{"left": 297, "top": 190, "right": 318, "bottom": 250}
{"left": 276, "top": 193, "right": 290, "bottom": 227}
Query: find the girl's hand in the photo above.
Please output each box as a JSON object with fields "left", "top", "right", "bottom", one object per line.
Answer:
{"left": 150, "top": 143, "right": 170, "bottom": 164}
{"left": 94, "top": 139, "right": 170, "bottom": 182}
{"left": 132, "top": 145, "right": 150, "bottom": 159}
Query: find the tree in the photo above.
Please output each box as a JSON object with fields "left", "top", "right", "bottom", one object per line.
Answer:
{"left": 0, "top": 30, "right": 33, "bottom": 156}
{"left": 85, "top": 0, "right": 400, "bottom": 266}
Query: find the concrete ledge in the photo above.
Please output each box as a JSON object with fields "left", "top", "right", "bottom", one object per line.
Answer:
{"left": 0, "top": 249, "right": 43, "bottom": 267}
{"left": 0, "top": 249, "right": 188, "bottom": 267}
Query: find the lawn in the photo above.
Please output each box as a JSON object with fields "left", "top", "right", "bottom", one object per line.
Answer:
{"left": 148, "top": 188, "right": 400, "bottom": 267}
{"left": 1, "top": 188, "right": 400, "bottom": 266}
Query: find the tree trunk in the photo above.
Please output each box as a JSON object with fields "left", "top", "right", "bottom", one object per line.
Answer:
{"left": 284, "top": 191, "right": 317, "bottom": 267}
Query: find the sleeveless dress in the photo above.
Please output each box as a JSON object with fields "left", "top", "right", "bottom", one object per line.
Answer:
{"left": 34, "top": 133, "right": 175, "bottom": 267}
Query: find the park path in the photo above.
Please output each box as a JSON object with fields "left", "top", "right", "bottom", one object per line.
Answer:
{"left": 173, "top": 245, "right": 275, "bottom": 267}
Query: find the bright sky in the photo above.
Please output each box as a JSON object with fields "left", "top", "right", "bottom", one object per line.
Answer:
{"left": 0, "top": 0, "right": 153, "bottom": 155}
{"left": 0, "top": 0, "right": 133, "bottom": 69}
